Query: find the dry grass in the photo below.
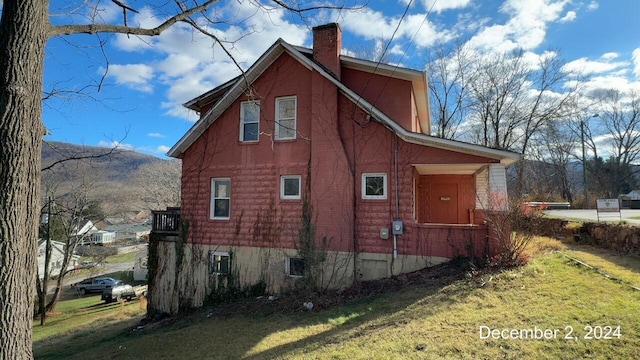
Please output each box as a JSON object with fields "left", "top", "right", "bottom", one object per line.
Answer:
{"left": 33, "top": 237, "right": 640, "bottom": 359}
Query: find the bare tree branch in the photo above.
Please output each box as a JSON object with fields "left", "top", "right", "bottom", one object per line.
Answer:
{"left": 49, "top": 0, "right": 220, "bottom": 36}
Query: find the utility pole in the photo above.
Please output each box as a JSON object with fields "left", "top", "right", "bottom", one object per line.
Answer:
{"left": 581, "top": 114, "right": 599, "bottom": 209}
{"left": 40, "top": 197, "right": 52, "bottom": 326}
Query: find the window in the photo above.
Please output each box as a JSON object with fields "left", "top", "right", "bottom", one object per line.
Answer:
{"left": 275, "top": 96, "right": 296, "bottom": 140}
{"left": 209, "top": 251, "right": 230, "bottom": 275}
{"left": 286, "top": 257, "right": 306, "bottom": 277}
{"left": 281, "top": 175, "right": 301, "bottom": 199}
{"left": 362, "top": 173, "right": 387, "bottom": 199}
{"left": 240, "top": 101, "right": 260, "bottom": 142}
{"left": 210, "top": 178, "right": 231, "bottom": 219}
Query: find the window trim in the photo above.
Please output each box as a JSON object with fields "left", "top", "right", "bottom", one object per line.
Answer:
{"left": 362, "top": 173, "right": 388, "bottom": 200}
{"left": 210, "top": 178, "right": 231, "bottom": 220}
{"left": 285, "top": 256, "right": 306, "bottom": 278}
{"left": 209, "top": 251, "right": 230, "bottom": 275}
{"left": 240, "top": 100, "right": 260, "bottom": 142}
{"left": 280, "top": 175, "right": 302, "bottom": 200}
{"left": 275, "top": 96, "right": 297, "bottom": 140}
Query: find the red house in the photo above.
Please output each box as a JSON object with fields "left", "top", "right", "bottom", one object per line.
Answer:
{"left": 149, "top": 23, "right": 519, "bottom": 314}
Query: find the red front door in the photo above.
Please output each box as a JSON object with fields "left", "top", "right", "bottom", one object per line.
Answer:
{"left": 429, "top": 183, "right": 458, "bottom": 223}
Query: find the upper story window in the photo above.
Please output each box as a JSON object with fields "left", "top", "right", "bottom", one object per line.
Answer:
{"left": 281, "top": 175, "right": 301, "bottom": 200}
{"left": 240, "top": 101, "right": 260, "bottom": 142}
{"left": 210, "top": 178, "right": 231, "bottom": 220}
{"left": 362, "top": 173, "right": 387, "bottom": 200}
{"left": 275, "top": 96, "right": 296, "bottom": 140}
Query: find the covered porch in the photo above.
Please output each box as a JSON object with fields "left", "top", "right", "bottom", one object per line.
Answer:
{"left": 406, "top": 162, "right": 508, "bottom": 258}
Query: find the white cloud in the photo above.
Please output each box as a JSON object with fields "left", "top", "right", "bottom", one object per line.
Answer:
{"left": 107, "top": 1, "right": 309, "bottom": 121}
{"left": 420, "top": 0, "right": 473, "bottom": 13}
{"left": 587, "top": 1, "right": 599, "bottom": 11}
{"left": 562, "top": 57, "right": 628, "bottom": 75}
{"left": 102, "top": 64, "right": 154, "bottom": 93}
{"left": 335, "top": 8, "right": 453, "bottom": 49}
{"left": 632, "top": 48, "right": 640, "bottom": 78}
{"left": 601, "top": 52, "right": 619, "bottom": 60}
{"left": 98, "top": 140, "right": 136, "bottom": 151}
{"left": 559, "top": 10, "right": 576, "bottom": 22}
{"left": 467, "top": 0, "right": 572, "bottom": 53}
{"left": 156, "top": 145, "right": 171, "bottom": 154}
{"left": 147, "top": 132, "right": 165, "bottom": 138}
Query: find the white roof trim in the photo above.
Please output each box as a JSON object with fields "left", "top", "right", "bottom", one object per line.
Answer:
{"left": 168, "top": 39, "right": 521, "bottom": 166}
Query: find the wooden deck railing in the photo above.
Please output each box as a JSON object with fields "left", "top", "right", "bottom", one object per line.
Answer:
{"left": 151, "top": 208, "right": 181, "bottom": 234}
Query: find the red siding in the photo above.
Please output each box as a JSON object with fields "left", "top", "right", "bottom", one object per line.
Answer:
{"left": 181, "top": 53, "right": 314, "bottom": 249}
{"left": 341, "top": 67, "right": 413, "bottom": 130}
{"left": 181, "top": 52, "right": 499, "bottom": 259}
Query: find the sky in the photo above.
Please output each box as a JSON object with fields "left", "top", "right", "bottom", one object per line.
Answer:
{"left": 38, "top": 0, "right": 640, "bottom": 158}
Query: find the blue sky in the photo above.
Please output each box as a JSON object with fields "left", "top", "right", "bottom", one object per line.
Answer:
{"left": 40, "top": 0, "right": 640, "bottom": 157}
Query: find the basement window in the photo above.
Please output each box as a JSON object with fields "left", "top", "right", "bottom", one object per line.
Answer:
{"left": 209, "top": 251, "right": 230, "bottom": 275}
{"left": 286, "top": 257, "right": 306, "bottom": 277}
{"left": 362, "top": 173, "right": 387, "bottom": 200}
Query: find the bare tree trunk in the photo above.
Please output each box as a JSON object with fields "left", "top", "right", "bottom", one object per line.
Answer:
{"left": 0, "top": 1, "right": 48, "bottom": 358}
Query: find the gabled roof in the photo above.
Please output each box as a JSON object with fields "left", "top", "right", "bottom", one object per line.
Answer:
{"left": 168, "top": 39, "right": 520, "bottom": 166}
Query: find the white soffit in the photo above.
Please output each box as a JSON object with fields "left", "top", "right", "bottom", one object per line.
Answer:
{"left": 413, "top": 164, "right": 487, "bottom": 175}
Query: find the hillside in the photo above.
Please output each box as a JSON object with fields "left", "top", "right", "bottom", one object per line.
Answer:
{"left": 42, "top": 141, "right": 161, "bottom": 182}
{"left": 41, "top": 141, "right": 181, "bottom": 215}
{"left": 32, "top": 237, "right": 640, "bottom": 359}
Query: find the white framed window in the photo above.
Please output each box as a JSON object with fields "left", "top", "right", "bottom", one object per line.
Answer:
{"left": 286, "top": 256, "right": 306, "bottom": 277}
{"left": 275, "top": 96, "right": 296, "bottom": 140}
{"left": 209, "top": 251, "right": 230, "bottom": 275}
{"left": 281, "top": 175, "right": 301, "bottom": 200}
{"left": 240, "top": 101, "right": 260, "bottom": 142}
{"left": 362, "top": 173, "right": 387, "bottom": 199}
{"left": 210, "top": 178, "right": 231, "bottom": 219}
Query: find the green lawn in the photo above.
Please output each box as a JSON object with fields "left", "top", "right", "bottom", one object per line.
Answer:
{"left": 33, "top": 238, "right": 640, "bottom": 359}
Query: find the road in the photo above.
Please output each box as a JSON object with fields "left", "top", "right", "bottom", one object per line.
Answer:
{"left": 48, "top": 260, "right": 135, "bottom": 293}
{"left": 544, "top": 209, "right": 640, "bottom": 225}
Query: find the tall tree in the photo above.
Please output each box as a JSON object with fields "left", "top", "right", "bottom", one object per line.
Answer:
{"left": 426, "top": 40, "right": 473, "bottom": 139}
{"left": 464, "top": 50, "right": 579, "bottom": 196}
{"left": 0, "top": 1, "right": 355, "bottom": 357}
{"left": 133, "top": 159, "right": 182, "bottom": 210}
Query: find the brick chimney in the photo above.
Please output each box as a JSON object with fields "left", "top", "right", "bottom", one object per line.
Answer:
{"left": 313, "top": 23, "right": 342, "bottom": 79}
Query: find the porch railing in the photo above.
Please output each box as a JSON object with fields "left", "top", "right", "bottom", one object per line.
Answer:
{"left": 151, "top": 208, "right": 181, "bottom": 235}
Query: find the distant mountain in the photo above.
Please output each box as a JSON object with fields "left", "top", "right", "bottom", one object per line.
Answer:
{"left": 42, "top": 141, "right": 162, "bottom": 182}
{"left": 41, "top": 141, "right": 180, "bottom": 215}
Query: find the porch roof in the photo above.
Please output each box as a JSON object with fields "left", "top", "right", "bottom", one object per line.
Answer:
{"left": 414, "top": 164, "right": 490, "bottom": 175}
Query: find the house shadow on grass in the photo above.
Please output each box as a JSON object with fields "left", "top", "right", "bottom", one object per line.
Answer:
{"left": 131, "top": 260, "right": 482, "bottom": 360}
{"left": 240, "top": 264, "right": 481, "bottom": 359}
{"left": 35, "top": 260, "right": 487, "bottom": 360}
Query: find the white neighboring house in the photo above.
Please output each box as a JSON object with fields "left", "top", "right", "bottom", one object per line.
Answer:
{"left": 89, "top": 230, "right": 116, "bottom": 245}
{"left": 133, "top": 245, "right": 148, "bottom": 281}
{"left": 72, "top": 219, "right": 98, "bottom": 237}
{"left": 104, "top": 224, "right": 151, "bottom": 242}
{"left": 37, "top": 239, "right": 79, "bottom": 279}
{"left": 72, "top": 219, "right": 99, "bottom": 245}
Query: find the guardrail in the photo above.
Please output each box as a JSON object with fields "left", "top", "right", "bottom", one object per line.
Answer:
{"left": 523, "top": 201, "right": 571, "bottom": 210}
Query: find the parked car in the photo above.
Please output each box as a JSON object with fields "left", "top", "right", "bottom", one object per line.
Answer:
{"left": 101, "top": 284, "right": 137, "bottom": 303}
{"left": 75, "top": 277, "right": 123, "bottom": 295}
{"left": 77, "top": 261, "right": 96, "bottom": 269}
